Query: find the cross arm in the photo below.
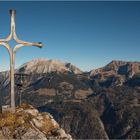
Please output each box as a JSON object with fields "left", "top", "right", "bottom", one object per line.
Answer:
{"left": 9, "top": 9, "right": 43, "bottom": 48}
{"left": 0, "top": 9, "right": 43, "bottom": 49}
{"left": 0, "top": 35, "right": 12, "bottom": 42}
{"left": 13, "top": 35, "right": 43, "bottom": 48}
{"left": 13, "top": 41, "right": 43, "bottom": 54}
{"left": 0, "top": 42, "right": 12, "bottom": 56}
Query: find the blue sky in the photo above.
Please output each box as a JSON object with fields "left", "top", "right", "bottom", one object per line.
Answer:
{"left": 0, "top": 1, "right": 140, "bottom": 71}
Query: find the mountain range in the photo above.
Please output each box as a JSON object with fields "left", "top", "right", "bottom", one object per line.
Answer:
{"left": 0, "top": 59, "right": 140, "bottom": 139}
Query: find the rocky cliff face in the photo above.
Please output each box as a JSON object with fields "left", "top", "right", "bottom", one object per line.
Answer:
{"left": 0, "top": 104, "right": 72, "bottom": 140}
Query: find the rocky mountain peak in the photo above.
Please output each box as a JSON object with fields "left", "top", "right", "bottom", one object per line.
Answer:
{"left": 106, "top": 60, "right": 127, "bottom": 67}
{"left": 90, "top": 60, "right": 140, "bottom": 75}
{"left": 18, "top": 58, "right": 82, "bottom": 74}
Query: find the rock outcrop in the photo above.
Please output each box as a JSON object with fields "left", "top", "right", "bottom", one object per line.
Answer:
{"left": 0, "top": 104, "right": 72, "bottom": 139}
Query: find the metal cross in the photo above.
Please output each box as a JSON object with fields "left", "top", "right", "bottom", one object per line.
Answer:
{"left": 0, "top": 9, "right": 43, "bottom": 112}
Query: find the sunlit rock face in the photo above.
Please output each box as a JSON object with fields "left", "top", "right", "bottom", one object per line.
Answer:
{"left": 18, "top": 59, "right": 82, "bottom": 74}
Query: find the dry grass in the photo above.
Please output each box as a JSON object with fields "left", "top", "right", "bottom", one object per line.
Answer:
{"left": 0, "top": 104, "right": 33, "bottom": 135}
{"left": 75, "top": 89, "right": 92, "bottom": 99}
{"left": 0, "top": 112, "right": 15, "bottom": 127}
{"left": 0, "top": 103, "right": 59, "bottom": 138}
{"left": 43, "top": 120, "right": 57, "bottom": 134}
{"left": 37, "top": 88, "right": 56, "bottom": 96}
{"left": 17, "top": 103, "right": 32, "bottom": 110}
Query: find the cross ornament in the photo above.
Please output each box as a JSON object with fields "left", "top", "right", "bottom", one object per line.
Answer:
{"left": 0, "top": 9, "right": 43, "bottom": 112}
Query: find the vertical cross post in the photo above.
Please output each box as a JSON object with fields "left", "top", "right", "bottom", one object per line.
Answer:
{"left": 0, "top": 10, "right": 43, "bottom": 112}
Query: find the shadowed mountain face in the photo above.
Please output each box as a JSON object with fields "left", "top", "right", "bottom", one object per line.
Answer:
{"left": 0, "top": 59, "right": 140, "bottom": 139}
{"left": 87, "top": 86, "right": 140, "bottom": 139}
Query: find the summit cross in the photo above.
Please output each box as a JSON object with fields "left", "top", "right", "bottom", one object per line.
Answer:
{"left": 0, "top": 9, "right": 43, "bottom": 112}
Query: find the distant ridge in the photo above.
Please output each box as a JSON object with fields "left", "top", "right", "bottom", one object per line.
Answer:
{"left": 90, "top": 60, "right": 140, "bottom": 87}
